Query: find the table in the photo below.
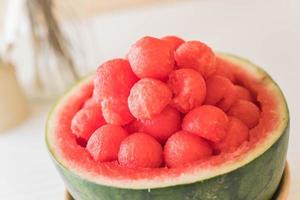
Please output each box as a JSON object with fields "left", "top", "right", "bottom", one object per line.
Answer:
{"left": 0, "top": 0, "right": 299, "bottom": 199}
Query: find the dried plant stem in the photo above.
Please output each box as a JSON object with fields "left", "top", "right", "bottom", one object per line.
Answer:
{"left": 26, "top": 0, "right": 79, "bottom": 85}
{"left": 26, "top": 2, "right": 43, "bottom": 91}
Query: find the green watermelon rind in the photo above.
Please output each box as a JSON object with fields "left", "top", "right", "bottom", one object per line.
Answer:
{"left": 46, "top": 53, "right": 289, "bottom": 200}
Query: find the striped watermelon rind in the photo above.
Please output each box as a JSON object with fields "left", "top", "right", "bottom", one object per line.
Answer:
{"left": 46, "top": 53, "right": 289, "bottom": 200}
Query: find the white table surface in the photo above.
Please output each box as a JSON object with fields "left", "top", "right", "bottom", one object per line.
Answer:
{"left": 0, "top": 0, "right": 299, "bottom": 199}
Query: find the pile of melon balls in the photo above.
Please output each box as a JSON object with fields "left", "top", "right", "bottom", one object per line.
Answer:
{"left": 71, "top": 36, "right": 261, "bottom": 169}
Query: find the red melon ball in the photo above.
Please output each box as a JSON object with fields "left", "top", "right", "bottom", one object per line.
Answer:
{"left": 182, "top": 105, "right": 228, "bottom": 142}
{"left": 213, "top": 117, "right": 249, "bottom": 153}
{"left": 235, "top": 85, "right": 254, "bottom": 102}
{"left": 83, "top": 97, "right": 97, "bottom": 109}
{"left": 101, "top": 97, "right": 134, "bottom": 125}
{"left": 93, "top": 58, "right": 138, "bottom": 102}
{"left": 228, "top": 100, "right": 260, "bottom": 128}
{"left": 161, "top": 35, "right": 185, "bottom": 51}
{"left": 86, "top": 124, "right": 129, "bottom": 162}
{"left": 175, "top": 41, "right": 216, "bottom": 78}
{"left": 118, "top": 133, "right": 163, "bottom": 168}
{"left": 71, "top": 104, "right": 106, "bottom": 142}
{"left": 127, "top": 36, "right": 175, "bottom": 79}
{"left": 205, "top": 75, "right": 237, "bottom": 111}
{"left": 213, "top": 57, "right": 235, "bottom": 82}
{"left": 132, "top": 106, "right": 181, "bottom": 143}
{"left": 128, "top": 78, "right": 172, "bottom": 119}
{"left": 164, "top": 131, "right": 213, "bottom": 168}
{"left": 168, "top": 68, "right": 206, "bottom": 113}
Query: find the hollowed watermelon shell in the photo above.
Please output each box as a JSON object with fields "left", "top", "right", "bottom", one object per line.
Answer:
{"left": 46, "top": 53, "right": 289, "bottom": 200}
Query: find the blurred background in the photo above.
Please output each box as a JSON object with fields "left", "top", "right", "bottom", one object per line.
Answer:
{"left": 0, "top": 0, "right": 299, "bottom": 199}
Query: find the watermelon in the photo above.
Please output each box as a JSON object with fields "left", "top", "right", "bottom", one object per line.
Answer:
{"left": 46, "top": 52, "right": 289, "bottom": 200}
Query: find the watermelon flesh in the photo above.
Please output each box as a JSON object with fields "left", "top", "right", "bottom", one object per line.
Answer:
{"left": 128, "top": 78, "right": 172, "bottom": 119}
{"left": 161, "top": 35, "right": 185, "bottom": 52}
{"left": 164, "top": 130, "right": 213, "bottom": 168}
{"left": 128, "top": 36, "right": 175, "bottom": 80}
{"left": 86, "top": 124, "right": 129, "bottom": 162}
{"left": 174, "top": 40, "right": 216, "bottom": 78}
{"left": 130, "top": 106, "right": 181, "bottom": 143}
{"left": 168, "top": 68, "right": 206, "bottom": 113}
{"left": 118, "top": 132, "right": 163, "bottom": 168}
{"left": 46, "top": 36, "right": 289, "bottom": 200}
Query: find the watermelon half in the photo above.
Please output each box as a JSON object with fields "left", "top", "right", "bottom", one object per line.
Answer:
{"left": 46, "top": 53, "right": 289, "bottom": 200}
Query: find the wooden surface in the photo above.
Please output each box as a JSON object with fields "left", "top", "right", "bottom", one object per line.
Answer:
{"left": 65, "top": 163, "right": 291, "bottom": 200}
{"left": 65, "top": 192, "right": 73, "bottom": 200}
{"left": 275, "top": 163, "right": 291, "bottom": 200}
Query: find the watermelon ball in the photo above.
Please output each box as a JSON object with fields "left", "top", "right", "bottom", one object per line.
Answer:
{"left": 101, "top": 97, "right": 134, "bottom": 125}
{"left": 164, "top": 131, "right": 213, "bottom": 168}
{"left": 182, "top": 105, "right": 228, "bottom": 142}
{"left": 128, "top": 78, "right": 172, "bottom": 119}
{"left": 86, "top": 124, "right": 129, "bottom": 162}
{"left": 161, "top": 35, "right": 185, "bottom": 51}
{"left": 213, "top": 57, "right": 235, "bottom": 82}
{"left": 205, "top": 75, "right": 237, "bottom": 111}
{"left": 93, "top": 59, "right": 138, "bottom": 102}
{"left": 228, "top": 100, "right": 260, "bottom": 128}
{"left": 132, "top": 106, "right": 181, "bottom": 143}
{"left": 213, "top": 117, "right": 249, "bottom": 153}
{"left": 175, "top": 41, "right": 216, "bottom": 78}
{"left": 235, "top": 85, "right": 254, "bottom": 101}
{"left": 127, "top": 36, "right": 175, "bottom": 79}
{"left": 83, "top": 97, "right": 98, "bottom": 109}
{"left": 168, "top": 68, "right": 206, "bottom": 113}
{"left": 118, "top": 133, "right": 163, "bottom": 168}
{"left": 71, "top": 104, "right": 106, "bottom": 142}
